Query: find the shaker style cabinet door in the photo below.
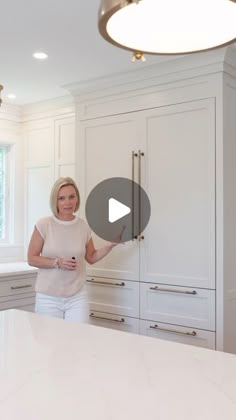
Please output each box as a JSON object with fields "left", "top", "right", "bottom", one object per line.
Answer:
{"left": 78, "top": 114, "right": 141, "bottom": 281}
{"left": 79, "top": 98, "right": 215, "bottom": 289}
{"left": 140, "top": 320, "right": 215, "bottom": 350}
{"left": 86, "top": 276, "right": 139, "bottom": 318}
{"left": 140, "top": 282, "right": 215, "bottom": 331}
{"left": 139, "top": 99, "right": 216, "bottom": 290}
{"left": 89, "top": 310, "right": 140, "bottom": 334}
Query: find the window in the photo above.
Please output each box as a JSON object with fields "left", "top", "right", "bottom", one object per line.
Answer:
{"left": 0, "top": 146, "right": 9, "bottom": 242}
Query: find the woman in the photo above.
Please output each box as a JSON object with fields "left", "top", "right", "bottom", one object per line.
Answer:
{"left": 28, "top": 177, "right": 124, "bottom": 323}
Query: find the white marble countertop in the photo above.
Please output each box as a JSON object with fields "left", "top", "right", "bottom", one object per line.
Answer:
{"left": 0, "top": 309, "right": 236, "bottom": 420}
{"left": 0, "top": 262, "right": 38, "bottom": 277}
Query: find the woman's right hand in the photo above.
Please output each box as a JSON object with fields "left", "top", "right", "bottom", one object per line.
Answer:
{"left": 59, "top": 257, "right": 77, "bottom": 270}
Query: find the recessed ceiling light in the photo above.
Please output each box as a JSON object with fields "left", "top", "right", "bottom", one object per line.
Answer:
{"left": 7, "top": 94, "right": 16, "bottom": 99}
{"left": 33, "top": 52, "right": 48, "bottom": 60}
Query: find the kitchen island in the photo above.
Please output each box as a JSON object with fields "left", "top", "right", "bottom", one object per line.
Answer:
{"left": 0, "top": 309, "right": 236, "bottom": 420}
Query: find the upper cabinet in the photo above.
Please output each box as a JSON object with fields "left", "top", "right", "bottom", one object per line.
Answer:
{"left": 22, "top": 101, "right": 75, "bottom": 251}
{"left": 140, "top": 100, "right": 215, "bottom": 290}
{"left": 79, "top": 99, "right": 215, "bottom": 291}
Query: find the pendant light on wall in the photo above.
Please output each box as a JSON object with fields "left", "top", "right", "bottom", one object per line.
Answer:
{"left": 0, "top": 85, "right": 3, "bottom": 107}
{"left": 98, "top": 0, "right": 236, "bottom": 58}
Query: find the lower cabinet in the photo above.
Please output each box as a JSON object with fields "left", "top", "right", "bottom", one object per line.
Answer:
{"left": 140, "top": 282, "right": 215, "bottom": 331}
{"left": 87, "top": 276, "right": 139, "bottom": 334}
{"left": 87, "top": 276, "right": 216, "bottom": 349}
{"left": 139, "top": 320, "right": 215, "bottom": 349}
{"left": 0, "top": 272, "right": 36, "bottom": 312}
{"left": 86, "top": 276, "right": 139, "bottom": 317}
{"left": 89, "top": 311, "right": 139, "bottom": 334}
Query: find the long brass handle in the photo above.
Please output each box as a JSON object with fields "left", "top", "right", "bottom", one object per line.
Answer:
{"left": 132, "top": 151, "right": 138, "bottom": 240}
{"left": 90, "top": 312, "right": 125, "bottom": 323}
{"left": 87, "top": 278, "right": 125, "bottom": 287}
{"left": 11, "top": 285, "right": 32, "bottom": 290}
{"left": 150, "top": 324, "right": 197, "bottom": 336}
{"left": 149, "top": 285, "right": 197, "bottom": 295}
{"left": 138, "top": 150, "right": 144, "bottom": 240}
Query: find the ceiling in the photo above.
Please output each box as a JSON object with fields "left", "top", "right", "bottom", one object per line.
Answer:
{"left": 0, "top": 0, "right": 170, "bottom": 106}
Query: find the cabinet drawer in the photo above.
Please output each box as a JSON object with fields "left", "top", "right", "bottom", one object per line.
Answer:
{"left": 0, "top": 296, "right": 35, "bottom": 311}
{"left": 140, "top": 282, "right": 215, "bottom": 331}
{"left": 140, "top": 320, "right": 215, "bottom": 349}
{"left": 89, "top": 310, "right": 139, "bottom": 334}
{"left": 19, "top": 304, "right": 35, "bottom": 312}
{"left": 0, "top": 275, "right": 36, "bottom": 297}
{"left": 87, "top": 277, "right": 139, "bottom": 318}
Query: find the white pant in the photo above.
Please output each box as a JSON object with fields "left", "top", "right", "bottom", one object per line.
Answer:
{"left": 35, "top": 286, "right": 89, "bottom": 323}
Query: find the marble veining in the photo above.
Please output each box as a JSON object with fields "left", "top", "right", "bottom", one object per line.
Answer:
{"left": 0, "top": 309, "right": 236, "bottom": 420}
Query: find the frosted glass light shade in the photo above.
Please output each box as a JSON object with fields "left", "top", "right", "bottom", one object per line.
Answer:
{"left": 98, "top": 0, "right": 236, "bottom": 55}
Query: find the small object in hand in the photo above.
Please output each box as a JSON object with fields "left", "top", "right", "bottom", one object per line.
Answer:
{"left": 72, "top": 257, "right": 75, "bottom": 260}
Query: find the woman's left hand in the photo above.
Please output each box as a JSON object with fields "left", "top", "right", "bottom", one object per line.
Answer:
{"left": 110, "top": 224, "right": 126, "bottom": 248}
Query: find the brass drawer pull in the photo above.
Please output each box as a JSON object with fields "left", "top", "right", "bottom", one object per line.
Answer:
{"left": 150, "top": 324, "right": 197, "bottom": 336}
{"left": 132, "top": 150, "right": 138, "bottom": 240}
{"left": 138, "top": 150, "right": 144, "bottom": 240}
{"left": 87, "top": 278, "right": 125, "bottom": 287}
{"left": 90, "top": 312, "right": 125, "bottom": 323}
{"left": 11, "top": 284, "right": 32, "bottom": 290}
{"left": 149, "top": 285, "right": 197, "bottom": 295}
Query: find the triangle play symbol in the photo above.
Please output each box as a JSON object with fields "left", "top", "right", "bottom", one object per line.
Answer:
{"left": 108, "top": 198, "right": 131, "bottom": 223}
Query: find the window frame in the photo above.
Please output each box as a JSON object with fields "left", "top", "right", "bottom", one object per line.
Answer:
{"left": 0, "top": 143, "right": 13, "bottom": 244}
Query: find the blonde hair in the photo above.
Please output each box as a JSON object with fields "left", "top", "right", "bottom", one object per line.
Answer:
{"left": 50, "top": 177, "right": 80, "bottom": 216}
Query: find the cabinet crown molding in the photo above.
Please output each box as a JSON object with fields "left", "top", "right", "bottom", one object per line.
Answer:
{"left": 21, "top": 95, "right": 75, "bottom": 122}
{"left": 65, "top": 45, "right": 236, "bottom": 101}
{"left": 0, "top": 102, "right": 21, "bottom": 122}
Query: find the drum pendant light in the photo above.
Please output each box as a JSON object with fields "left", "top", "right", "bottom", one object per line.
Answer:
{"left": 98, "top": 0, "right": 236, "bottom": 56}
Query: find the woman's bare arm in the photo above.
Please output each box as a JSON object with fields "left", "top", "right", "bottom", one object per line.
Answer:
{"left": 85, "top": 225, "right": 125, "bottom": 265}
{"left": 27, "top": 227, "right": 57, "bottom": 269}
{"left": 28, "top": 227, "right": 78, "bottom": 270}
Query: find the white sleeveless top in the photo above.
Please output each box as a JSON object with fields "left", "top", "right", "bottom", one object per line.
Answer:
{"left": 35, "top": 215, "right": 91, "bottom": 297}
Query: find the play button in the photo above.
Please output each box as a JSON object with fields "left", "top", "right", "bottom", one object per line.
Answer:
{"left": 109, "top": 198, "right": 130, "bottom": 223}
{"left": 85, "top": 177, "right": 151, "bottom": 243}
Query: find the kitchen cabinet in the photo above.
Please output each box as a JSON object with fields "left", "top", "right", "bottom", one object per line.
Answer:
{"left": 0, "top": 263, "right": 37, "bottom": 312}
{"left": 81, "top": 99, "right": 216, "bottom": 348}
{"left": 69, "top": 46, "right": 236, "bottom": 352}
{"left": 89, "top": 310, "right": 140, "bottom": 334}
{"left": 87, "top": 275, "right": 140, "bottom": 333}
{"left": 23, "top": 112, "right": 75, "bottom": 250}
{"left": 139, "top": 320, "right": 215, "bottom": 349}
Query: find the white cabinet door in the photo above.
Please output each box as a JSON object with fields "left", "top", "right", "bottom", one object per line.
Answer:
{"left": 87, "top": 277, "right": 139, "bottom": 318}
{"left": 0, "top": 275, "right": 36, "bottom": 297}
{"left": 0, "top": 296, "right": 35, "bottom": 311}
{"left": 79, "top": 114, "right": 140, "bottom": 281}
{"left": 140, "top": 99, "right": 215, "bottom": 289}
{"left": 0, "top": 272, "right": 36, "bottom": 313}
{"left": 140, "top": 320, "right": 215, "bottom": 349}
{"left": 55, "top": 116, "right": 76, "bottom": 178}
{"left": 18, "top": 304, "right": 35, "bottom": 312}
{"left": 79, "top": 99, "right": 216, "bottom": 347}
{"left": 140, "top": 282, "right": 215, "bottom": 331}
{"left": 89, "top": 310, "right": 139, "bottom": 334}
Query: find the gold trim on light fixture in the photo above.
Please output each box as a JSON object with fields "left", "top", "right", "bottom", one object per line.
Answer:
{"left": 98, "top": 0, "right": 236, "bottom": 55}
{"left": 0, "top": 85, "right": 3, "bottom": 107}
{"left": 131, "top": 51, "right": 146, "bottom": 62}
